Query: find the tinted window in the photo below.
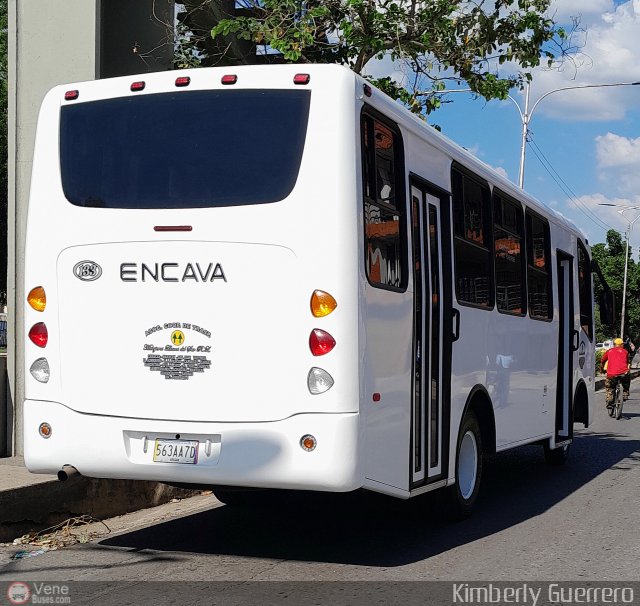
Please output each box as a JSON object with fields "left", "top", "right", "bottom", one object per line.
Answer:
{"left": 362, "top": 112, "right": 406, "bottom": 290}
{"left": 60, "top": 90, "right": 311, "bottom": 209}
{"left": 578, "top": 241, "right": 593, "bottom": 339}
{"left": 526, "top": 211, "right": 552, "bottom": 320}
{"left": 452, "top": 168, "right": 493, "bottom": 308}
{"left": 494, "top": 192, "right": 525, "bottom": 315}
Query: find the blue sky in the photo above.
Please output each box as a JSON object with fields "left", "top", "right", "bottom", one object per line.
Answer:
{"left": 417, "top": 0, "right": 640, "bottom": 253}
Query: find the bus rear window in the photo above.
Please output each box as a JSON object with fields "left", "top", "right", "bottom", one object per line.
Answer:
{"left": 60, "top": 90, "right": 310, "bottom": 209}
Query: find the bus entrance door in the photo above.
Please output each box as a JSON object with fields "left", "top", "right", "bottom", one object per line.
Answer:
{"left": 555, "top": 251, "right": 575, "bottom": 444}
{"left": 410, "top": 181, "right": 452, "bottom": 487}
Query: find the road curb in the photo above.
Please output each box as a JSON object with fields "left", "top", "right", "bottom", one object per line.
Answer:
{"left": 0, "top": 475, "right": 197, "bottom": 543}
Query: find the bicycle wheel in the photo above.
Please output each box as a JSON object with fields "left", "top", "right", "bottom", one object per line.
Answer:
{"left": 614, "top": 384, "right": 624, "bottom": 420}
{"left": 607, "top": 386, "right": 616, "bottom": 417}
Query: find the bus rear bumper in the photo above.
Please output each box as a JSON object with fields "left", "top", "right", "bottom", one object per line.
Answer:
{"left": 24, "top": 399, "right": 362, "bottom": 492}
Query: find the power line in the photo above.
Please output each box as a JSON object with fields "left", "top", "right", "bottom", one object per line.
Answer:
{"left": 526, "top": 134, "right": 615, "bottom": 233}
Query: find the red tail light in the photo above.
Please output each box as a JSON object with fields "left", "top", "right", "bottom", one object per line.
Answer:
{"left": 29, "top": 323, "right": 49, "bottom": 348}
{"left": 309, "top": 329, "right": 336, "bottom": 356}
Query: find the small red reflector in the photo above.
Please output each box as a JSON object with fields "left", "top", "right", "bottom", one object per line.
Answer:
{"left": 373, "top": 393, "right": 381, "bottom": 402}
{"left": 29, "top": 323, "right": 49, "bottom": 348}
{"left": 294, "top": 73, "right": 310, "bottom": 85}
{"left": 175, "top": 76, "right": 191, "bottom": 87}
{"left": 221, "top": 74, "right": 237, "bottom": 85}
{"left": 131, "top": 81, "right": 146, "bottom": 91}
{"left": 64, "top": 90, "right": 79, "bottom": 101}
{"left": 154, "top": 225, "right": 193, "bottom": 232}
{"left": 309, "top": 329, "right": 336, "bottom": 356}
{"left": 363, "top": 84, "right": 372, "bottom": 97}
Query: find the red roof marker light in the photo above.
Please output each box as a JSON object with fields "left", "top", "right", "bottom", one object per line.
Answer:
{"left": 175, "top": 76, "right": 191, "bottom": 87}
{"left": 221, "top": 74, "right": 237, "bottom": 85}
{"left": 64, "top": 90, "right": 79, "bottom": 101}
{"left": 131, "top": 81, "right": 146, "bottom": 92}
{"left": 294, "top": 73, "right": 310, "bottom": 85}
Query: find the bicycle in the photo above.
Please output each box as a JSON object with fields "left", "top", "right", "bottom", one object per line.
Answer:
{"left": 609, "top": 381, "right": 624, "bottom": 420}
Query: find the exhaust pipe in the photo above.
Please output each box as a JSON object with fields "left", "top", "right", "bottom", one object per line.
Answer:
{"left": 57, "top": 465, "right": 80, "bottom": 482}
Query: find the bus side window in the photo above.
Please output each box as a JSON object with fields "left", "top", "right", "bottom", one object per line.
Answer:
{"left": 525, "top": 211, "right": 553, "bottom": 320}
{"left": 451, "top": 167, "right": 494, "bottom": 308}
{"left": 494, "top": 191, "right": 526, "bottom": 315}
{"left": 577, "top": 241, "right": 593, "bottom": 339}
{"left": 361, "top": 112, "right": 406, "bottom": 290}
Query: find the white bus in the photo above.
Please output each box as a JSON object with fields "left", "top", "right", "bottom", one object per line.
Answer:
{"left": 24, "top": 64, "right": 598, "bottom": 517}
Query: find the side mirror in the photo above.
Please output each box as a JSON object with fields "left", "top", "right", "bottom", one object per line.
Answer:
{"left": 599, "top": 289, "right": 615, "bottom": 326}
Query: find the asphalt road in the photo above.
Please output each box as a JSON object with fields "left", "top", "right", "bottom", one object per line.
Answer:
{"left": 1, "top": 385, "right": 639, "bottom": 602}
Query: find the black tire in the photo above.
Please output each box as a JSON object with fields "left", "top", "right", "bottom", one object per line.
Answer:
{"left": 213, "top": 488, "right": 289, "bottom": 507}
{"left": 212, "top": 488, "right": 253, "bottom": 507}
{"left": 543, "top": 441, "right": 570, "bottom": 466}
{"left": 444, "top": 410, "right": 483, "bottom": 520}
{"left": 615, "top": 387, "right": 624, "bottom": 420}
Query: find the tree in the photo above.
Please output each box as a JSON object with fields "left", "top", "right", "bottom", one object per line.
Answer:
{"left": 0, "top": 0, "right": 7, "bottom": 310}
{"left": 591, "top": 230, "right": 640, "bottom": 342}
{"left": 177, "top": 0, "right": 577, "bottom": 116}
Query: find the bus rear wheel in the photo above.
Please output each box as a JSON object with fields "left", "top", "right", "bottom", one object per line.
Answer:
{"left": 445, "top": 410, "right": 483, "bottom": 520}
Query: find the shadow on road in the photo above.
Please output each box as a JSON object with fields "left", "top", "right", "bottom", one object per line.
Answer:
{"left": 99, "top": 427, "right": 640, "bottom": 567}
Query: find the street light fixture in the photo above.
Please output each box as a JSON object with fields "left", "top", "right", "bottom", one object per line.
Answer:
{"left": 598, "top": 203, "right": 640, "bottom": 338}
{"left": 433, "top": 81, "right": 640, "bottom": 188}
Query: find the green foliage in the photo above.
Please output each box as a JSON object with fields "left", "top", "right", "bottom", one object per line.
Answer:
{"left": 592, "top": 229, "right": 640, "bottom": 343}
{"left": 595, "top": 348, "right": 604, "bottom": 370}
{"left": 179, "top": 0, "right": 575, "bottom": 117}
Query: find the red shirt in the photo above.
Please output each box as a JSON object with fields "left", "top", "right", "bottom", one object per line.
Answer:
{"left": 601, "top": 346, "right": 629, "bottom": 377}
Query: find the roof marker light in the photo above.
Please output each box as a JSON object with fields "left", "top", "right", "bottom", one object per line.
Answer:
{"left": 175, "top": 76, "right": 191, "bottom": 87}
{"left": 29, "top": 323, "right": 49, "bottom": 348}
{"left": 293, "top": 73, "right": 310, "bottom": 85}
{"left": 221, "top": 74, "right": 237, "bottom": 85}
{"left": 309, "top": 329, "right": 336, "bottom": 356}
{"left": 363, "top": 84, "right": 372, "bottom": 97}
{"left": 311, "top": 290, "right": 338, "bottom": 318}
{"left": 64, "top": 90, "right": 79, "bottom": 101}
{"left": 28, "top": 286, "right": 47, "bottom": 312}
{"left": 131, "top": 81, "right": 146, "bottom": 91}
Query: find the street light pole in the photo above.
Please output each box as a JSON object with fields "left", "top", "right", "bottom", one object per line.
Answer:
{"left": 433, "top": 80, "right": 640, "bottom": 188}
{"left": 598, "top": 204, "right": 640, "bottom": 338}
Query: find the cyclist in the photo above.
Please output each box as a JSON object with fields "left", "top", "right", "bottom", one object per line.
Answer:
{"left": 600, "top": 338, "right": 630, "bottom": 410}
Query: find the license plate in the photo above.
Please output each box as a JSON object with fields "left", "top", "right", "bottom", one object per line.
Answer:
{"left": 153, "top": 439, "right": 199, "bottom": 464}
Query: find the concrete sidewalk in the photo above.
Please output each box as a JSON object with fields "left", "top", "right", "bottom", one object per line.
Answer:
{"left": 0, "top": 457, "right": 195, "bottom": 543}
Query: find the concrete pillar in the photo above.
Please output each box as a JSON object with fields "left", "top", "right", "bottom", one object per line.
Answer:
{"left": 7, "top": 0, "right": 174, "bottom": 455}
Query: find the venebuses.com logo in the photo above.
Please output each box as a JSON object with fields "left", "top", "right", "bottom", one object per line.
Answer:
{"left": 6, "top": 582, "right": 71, "bottom": 604}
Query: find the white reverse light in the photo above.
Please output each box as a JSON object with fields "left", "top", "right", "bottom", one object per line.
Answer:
{"left": 307, "top": 367, "right": 334, "bottom": 395}
{"left": 30, "top": 358, "right": 50, "bottom": 383}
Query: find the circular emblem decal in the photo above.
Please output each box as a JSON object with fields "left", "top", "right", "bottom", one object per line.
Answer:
{"left": 171, "top": 330, "right": 185, "bottom": 346}
{"left": 7, "top": 582, "right": 31, "bottom": 605}
{"left": 73, "top": 260, "right": 102, "bottom": 281}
